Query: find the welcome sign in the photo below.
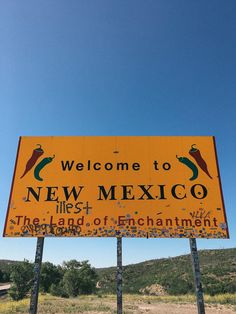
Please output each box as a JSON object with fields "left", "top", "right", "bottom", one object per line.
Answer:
{"left": 3, "top": 136, "right": 229, "bottom": 238}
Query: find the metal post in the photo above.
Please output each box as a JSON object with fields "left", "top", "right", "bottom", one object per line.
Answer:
{"left": 29, "top": 237, "right": 44, "bottom": 314}
{"left": 189, "top": 238, "right": 205, "bottom": 314}
{"left": 117, "top": 237, "right": 122, "bottom": 314}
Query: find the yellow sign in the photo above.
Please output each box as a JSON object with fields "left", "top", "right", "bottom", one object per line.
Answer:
{"left": 3, "top": 136, "right": 229, "bottom": 238}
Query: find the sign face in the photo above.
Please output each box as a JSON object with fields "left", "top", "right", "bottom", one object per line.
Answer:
{"left": 3, "top": 136, "right": 229, "bottom": 238}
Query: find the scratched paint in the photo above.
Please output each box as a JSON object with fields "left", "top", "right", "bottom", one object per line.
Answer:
{"left": 3, "top": 136, "right": 228, "bottom": 239}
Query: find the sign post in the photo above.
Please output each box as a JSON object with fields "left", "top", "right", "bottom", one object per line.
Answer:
{"left": 29, "top": 237, "right": 44, "bottom": 314}
{"left": 189, "top": 238, "right": 205, "bottom": 314}
{"left": 117, "top": 237, "right": 122, "bottom": 314}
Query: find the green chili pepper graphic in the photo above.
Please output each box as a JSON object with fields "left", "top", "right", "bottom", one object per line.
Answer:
{"left": 34, "top": 155, "right": 55, "bottom": 181}
{"left": 176, "top": 155, "right": 198, "bottom": 181}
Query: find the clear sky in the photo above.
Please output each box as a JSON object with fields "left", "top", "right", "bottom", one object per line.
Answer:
{"left": 0, "top": 0, "right": 236, "bottom": 268}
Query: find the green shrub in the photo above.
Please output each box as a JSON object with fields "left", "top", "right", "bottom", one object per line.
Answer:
{"left": 50, "top": 282, "right": 69, "bottom": 298}
{"left": 9, "top": 260, "right": 34, "bottom": 301}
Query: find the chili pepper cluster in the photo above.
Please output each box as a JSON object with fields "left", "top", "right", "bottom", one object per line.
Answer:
{"left": 177, "top": 145, "right": 212, "bottom": 181}
{"left": 20, "top": 145, "right": 55, "bottom": 181}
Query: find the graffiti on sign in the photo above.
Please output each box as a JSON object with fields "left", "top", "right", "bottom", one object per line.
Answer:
{"left": 3, "top": 136, "right": 229, "bottom": 238}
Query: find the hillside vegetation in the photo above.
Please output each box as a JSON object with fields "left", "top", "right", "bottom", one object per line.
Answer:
{"left": 96, "top": 248, "right": 236, "bottom": 295}
{"left": 0, "top": 260, "right": 16, "bottom": 283}
{"left": 0, "top": 248, "right": 235, "bottom": 297}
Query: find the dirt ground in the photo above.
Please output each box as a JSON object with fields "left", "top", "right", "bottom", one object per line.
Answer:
{"left": 81, "top": 298, "right": 236, "bottom": 314}
{"left": 129, "top": 303, "right": 236, "bottom": 314}
{"left": 35, "top": 294, "right": 236, "bottom": 314}
{"left": 1, "top": 294, "right": 235, "bottom": 314}
{"left": 83, "top": 303, "right": 236, "bottom": 314}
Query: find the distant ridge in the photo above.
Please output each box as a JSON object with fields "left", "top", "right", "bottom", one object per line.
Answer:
{"left": 0, "top": 248, "right": 235, "bottom": 296}
{"left": 96, "top": 248, "right": 236, "bottom": 295}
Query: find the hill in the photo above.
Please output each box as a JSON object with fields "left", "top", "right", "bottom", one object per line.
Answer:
{"left": 96, "top": 248, "right": 236, "bottom": 295}
{"left": 0, "top": 248, "right": 235, "bottom": 296}
{"left": 0, "top": 260, "right": 18, "bottom": 270}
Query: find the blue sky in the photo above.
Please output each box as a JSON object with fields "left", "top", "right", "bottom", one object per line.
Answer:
{"left": 0, "top": 0, "right": 236, "bottom": 267}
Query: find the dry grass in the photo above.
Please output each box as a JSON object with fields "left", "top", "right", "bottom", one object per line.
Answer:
{"left": 0, "top": 294, "right": 235, "bottom": 314}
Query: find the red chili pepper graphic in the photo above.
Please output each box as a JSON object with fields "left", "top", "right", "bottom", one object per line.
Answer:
{"left": 189, "top": 144, "right": 212, "bottom": 179}
{"left": 20, "top": 144, "right": 44, "bottom": 179}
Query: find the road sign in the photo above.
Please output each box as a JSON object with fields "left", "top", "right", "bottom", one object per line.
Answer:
{"left": 3, "top": 136, "right": 228, "bottom": 238}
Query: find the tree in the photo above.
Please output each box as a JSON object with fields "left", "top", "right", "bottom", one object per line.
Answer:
{"left": 63, "top": 268, "right": 81, "bottom": 297}
{"left": 9, "top": 260, "right": 34, "bottom": 301}
{"left": 62, "top": 260, "right": 98, "bottom": 297}
{"left": 0, "top": 269, "right": 3, "bottom": 282}
{"left": 62, "top": 259, "right": 81, "bottom": 270}
{"left": 40, "top": 262, "right": 63, "bottom": 293}
{"left": 76, "top": 261, "right": 98, "bottom": 294}
{"left": 2, "top": 270, "right": 11, "bottom": 282}
{"left": 0, "top": 263, "right": 12, "bottom": 282}
{"left": 50, "top": 282, "right": 69, "bottom": 298}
